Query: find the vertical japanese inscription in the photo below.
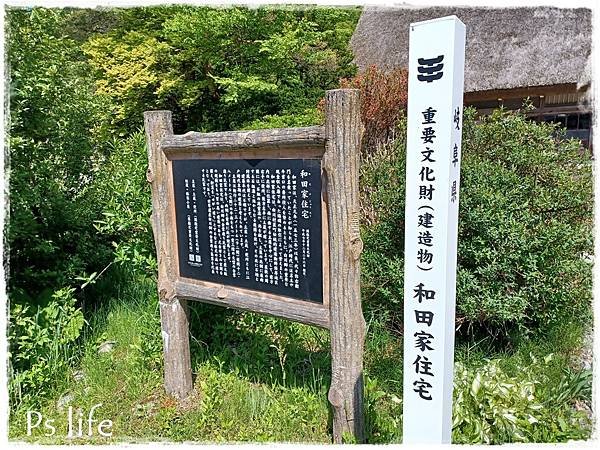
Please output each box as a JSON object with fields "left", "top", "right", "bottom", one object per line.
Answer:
{"left": 403, "top": 16, "right": 465, "bottom": 444}
{"left": 172, "top": 159, "right": 323, "bottom": 303}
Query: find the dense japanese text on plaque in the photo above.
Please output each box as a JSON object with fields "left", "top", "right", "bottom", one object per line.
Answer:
{"left": 172, "top": 159, "right": 323, "bottom": 303}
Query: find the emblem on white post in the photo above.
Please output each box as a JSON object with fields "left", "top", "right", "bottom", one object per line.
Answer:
{"left": 402, "top": 16, "right": 466, "bottom": 444}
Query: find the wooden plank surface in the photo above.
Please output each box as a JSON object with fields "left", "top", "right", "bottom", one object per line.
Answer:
{"left": 162, "top": 125, "right": 326, "bottom": 155}
{"left": 175, "top": 278, "right": 330, "bottom": 329}
{"left": 166, "top": 146, "right": 325, "bottom": 160}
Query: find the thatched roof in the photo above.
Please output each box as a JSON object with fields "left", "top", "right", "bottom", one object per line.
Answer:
{"left": 350, "top": 6, "right": 592, "bottom": 93}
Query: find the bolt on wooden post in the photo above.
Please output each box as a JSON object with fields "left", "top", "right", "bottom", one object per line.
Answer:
{"left": 144, "top": 89, "right": 365, "bottom": 443}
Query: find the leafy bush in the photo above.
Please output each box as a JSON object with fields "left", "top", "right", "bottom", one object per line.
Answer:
{"left": 6, "top": 7, "right": 113, "bottom": 408}
{"left": 242, "top": 108, "right": 324, "bottom": 130}
{"left": 83, "top": 6, "right": 360, "bottom": 134}
{"left": 452, "top": 354, "right": 591, "bottom": 443}
{"left": 6, "top": 8, "right": 112, "bottom": 294}
{"left": 93, "top": 131, "right": 157, "bottom": 276}
{"left": 339, "top": 65, "right": 408, "bottom": 153}
{"left": 9, "top": 287, "right": 84, "bottom": 407}
{"left": 83, "top": 30, "right": 170, "bottom": 135}
{"left": 457, "top": 108, "right": 592, "bottom": 333}
{"left": 361, "top": 107, "right": 593, "bottom": 338}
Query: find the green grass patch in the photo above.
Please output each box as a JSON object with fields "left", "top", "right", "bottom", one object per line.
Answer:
{"left": 9, "top": 271, "right": 592, "bottom": 443}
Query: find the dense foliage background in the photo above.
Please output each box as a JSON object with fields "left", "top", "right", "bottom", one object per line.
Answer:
{"left": 361, "top": 107, "right": 593, "bottom": 339}
{"left": 5, "top": 6, "right": 593, "bottom": 444}
{"left": 6, "top": 5, "right": 359, "bottom": 407}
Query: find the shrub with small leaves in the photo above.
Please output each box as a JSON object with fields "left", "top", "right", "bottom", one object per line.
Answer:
{"left": 339, "top": 65, "right": 408, "bottom": 154}
{"left": 83, "top": 6, "right": 360, "bottom": 134}
{"left": 93, "top": 131, "right": 157, "bottom": 277}
{"left": 361, "top": 106, "right": 593, "bottom": 339}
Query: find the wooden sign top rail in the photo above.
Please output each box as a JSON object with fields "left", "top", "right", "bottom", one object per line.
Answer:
{"left": 161, "top": 125, "right": 326, "bottom": 155}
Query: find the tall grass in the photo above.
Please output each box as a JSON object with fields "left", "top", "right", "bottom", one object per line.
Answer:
{"left": 9, "top": 267, "right": 592, "bottom": 443}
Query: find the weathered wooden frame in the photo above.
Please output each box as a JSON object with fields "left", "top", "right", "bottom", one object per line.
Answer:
{"left": 144, "top": 89, "right": 365, "bottom": 443}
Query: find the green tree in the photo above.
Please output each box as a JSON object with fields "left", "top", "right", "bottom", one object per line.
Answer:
{"left": 6, "top": 7, "right": 114, "bottom": 407}
{"left": 6, "top": 7, "right": 112, "bottom": 294}
{"left": 83, "top": 6, "right": 360, "bottom": 133}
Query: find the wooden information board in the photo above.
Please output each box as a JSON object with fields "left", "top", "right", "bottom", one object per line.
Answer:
{"left": 172, "top": 158, "right": 323, "bottom": 303}
{"left": 144, "top": 89, "right": 365, "bottom": 443}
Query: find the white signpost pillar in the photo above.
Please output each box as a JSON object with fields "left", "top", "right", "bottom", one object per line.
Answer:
{"left": 402, "top": 16, "right": 466, "bottom": 444}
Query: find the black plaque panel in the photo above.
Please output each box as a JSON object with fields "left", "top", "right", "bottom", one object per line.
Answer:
{"left": 172, "top": 159, "right": 323, "bottom": 303}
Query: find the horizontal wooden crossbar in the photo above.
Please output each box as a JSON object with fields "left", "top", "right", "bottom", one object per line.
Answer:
{"left": 174, "top": 278, "right": 330, "bottom": 329}
{"left": 161, "top": 125, "right": 326, "bottom": 155}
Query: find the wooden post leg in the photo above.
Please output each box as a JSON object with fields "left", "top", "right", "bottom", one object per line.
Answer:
{"left": 144, "top": 110, "right": 193, "bottom": 399}
{"left": 324, "top": 89, "right": 366, "bottom": 443}
{"left": 159, "top": 296, "right": 193, "bottom": 398}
